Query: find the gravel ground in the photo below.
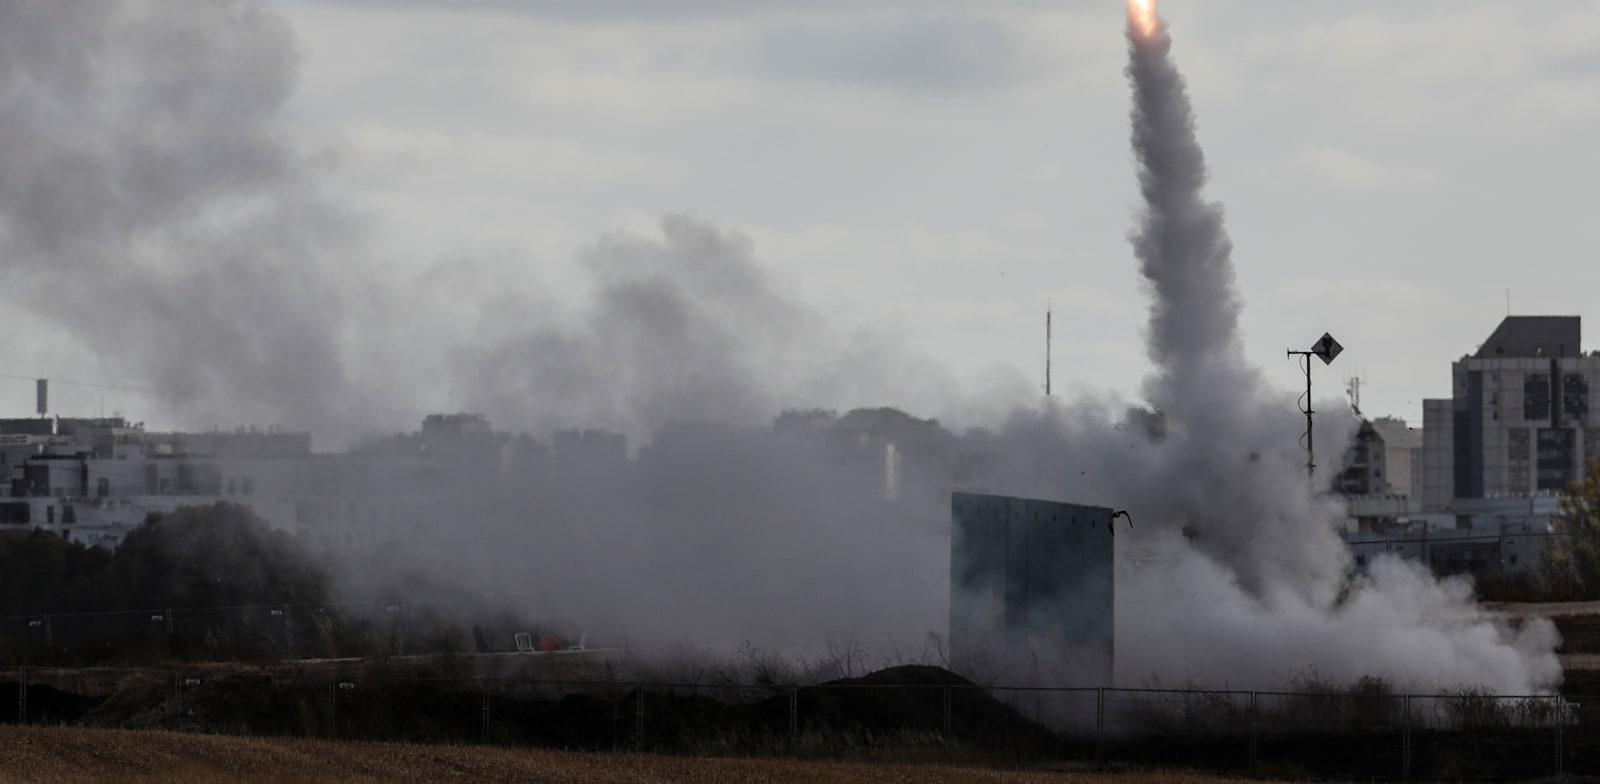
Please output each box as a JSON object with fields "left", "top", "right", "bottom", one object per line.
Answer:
{"left": 0, "top": 725, "right": 1277, "bottom": 784}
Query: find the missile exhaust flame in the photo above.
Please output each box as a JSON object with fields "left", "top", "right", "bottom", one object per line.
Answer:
{"left": 1128, "top": 0, "right": 1158, "bottom": 38}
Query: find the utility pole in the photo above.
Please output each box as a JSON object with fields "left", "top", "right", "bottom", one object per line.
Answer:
{"left": 1287, "top": 333, "right": 1343, "bottom": 491}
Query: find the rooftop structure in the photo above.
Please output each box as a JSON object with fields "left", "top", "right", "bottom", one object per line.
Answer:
{"left": 1475, "top": 316, "right": 1582, "bottom": 359}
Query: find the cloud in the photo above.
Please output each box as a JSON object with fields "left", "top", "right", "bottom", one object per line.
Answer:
{"left": 0, "top": 1, "right": 380, "bottom": 437}
{"left": 1296, "top": 145, "right": 1430, "bottom": 189}
{"left": 748, "top": 15, "right": 1026, "bottom": 94}
{"left": 290, "top": 0, "right": 1061, "bottom": 24}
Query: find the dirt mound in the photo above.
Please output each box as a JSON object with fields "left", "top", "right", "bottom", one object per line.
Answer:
{"left": 782, "top": 665, "right": 1057, "bottom": 749}
{"left": 0, "top": 681, "right": 104, "bottom": 724}
{"left": 828, "top": 664, "right": 975, "bottom": 688}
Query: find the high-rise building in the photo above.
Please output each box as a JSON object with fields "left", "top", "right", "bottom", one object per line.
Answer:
{"left": 1421, "top": 316, "right": 1600, "bottom": 511}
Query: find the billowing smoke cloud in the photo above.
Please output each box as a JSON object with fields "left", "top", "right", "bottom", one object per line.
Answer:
{"left": 447, "top": 216, "right": 962, "bottom": 440}
{"left": 0, "top": 1, "right": 1562, "bottom": 693}
{"left": 1087, "top": 6, "right": 1560, "bottom": 692}
{"left": 0, "top": 2, "right": 376, "bottom": 437}
{"left": 1124, "top": 4, "right": 1349, "bottom": 599}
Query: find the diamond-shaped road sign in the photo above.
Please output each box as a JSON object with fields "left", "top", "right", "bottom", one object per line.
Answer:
{"left": 1311, "top": 333, "right": 1343, "bottom": 365}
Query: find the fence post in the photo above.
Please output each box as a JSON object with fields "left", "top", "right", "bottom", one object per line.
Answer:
{"left": 942, "top": 686, "right": 952, "bottom": 746}
{"left": 634, "top": 686, "right": 645, "bottom": 752}
{"left": 282, "top": 605, "right": 294, "bottom": 658}
{"left": 1556, "top": 695, "right": 1564, "bottom": 775}
{"left": 788, "top": 688, "right": 798, "bottom": 753}
{"left": 1249, "top": 691, "right": 1258, "bottom": 770}
{"left": 1096, "top": 687, "right": 1105, "bottom": 761}
{"left": 174, "top": 671, "right": 183, "bottom": 728}
{"left": 328, "top": 679, "right": 337, "bottom": 741}
{"left": 16, "top": 664, "right": 24, "bottom": 724}
{"left": 1402, "top": 694, "right": 1411, "bottom": 781}
{"left": 481, "top": 680, "right": 490, "bottom": 745}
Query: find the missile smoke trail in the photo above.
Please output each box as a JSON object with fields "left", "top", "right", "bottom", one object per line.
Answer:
{"left": 1118, "top": 0, "right": 1343, "bottom": 597}
{"left": 1102, "top": 1, "right": 1561, "bottom": 693}
{"left": 1126, "top": 3, "right": 1241, "bottom": 402}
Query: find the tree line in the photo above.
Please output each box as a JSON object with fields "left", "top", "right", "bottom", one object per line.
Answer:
{"left": 0, "top": 502, "right": 327, "bottom": 618}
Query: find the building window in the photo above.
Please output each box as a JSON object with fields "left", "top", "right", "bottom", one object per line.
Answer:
{"left": 242, "top": 476, "right": 254, "bottom": 496}
{"left": 1509, "top": 554, "right": 1520, "bottom": 566}
{"left": 61, "top": 505, "right": 75, "bottom": 525}
{"left": 1564, "top": 374, "right": 1590, "bottom": 425}
{"left": 1537, "top": 428, "right": 1576, "bottom": 491}
{"left": 96, "top": 478, "right": 110, "bottom": 498}
{"left": 47, "top": 505, "right": 54, "bottom": 524}
{"left": 1510, "top": 429, "right": 1532, "bottom": 461}
{"left": 1526, "top": 374, "right": 1552, "bottom": 421}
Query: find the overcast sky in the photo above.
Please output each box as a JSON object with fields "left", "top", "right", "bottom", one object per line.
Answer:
{"left": 19, "top": 0, "right": 1600, "bottom": 432}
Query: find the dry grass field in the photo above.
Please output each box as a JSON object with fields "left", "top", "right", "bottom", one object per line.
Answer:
{"left": 0, "top": 725, "right": 1291, "bottom": 784}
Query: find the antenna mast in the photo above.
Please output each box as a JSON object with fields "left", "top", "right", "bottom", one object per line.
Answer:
{"left": 1287, "top": 332, "right": 1344, "bottom": 491}
{"left": 1044, "top": 306, "right": 1053, "bottom": 397}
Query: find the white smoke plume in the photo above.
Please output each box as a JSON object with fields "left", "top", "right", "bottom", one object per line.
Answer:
{"left": 0, "top": 1, "right": 1563, "bottom": 693}
{"left": 1082, "top": 3, "right": 1561, "bottom": 693}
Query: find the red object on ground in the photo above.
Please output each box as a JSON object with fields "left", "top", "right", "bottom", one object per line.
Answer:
{"left": 538, "top": 634, "right": 561, "bottom": 652}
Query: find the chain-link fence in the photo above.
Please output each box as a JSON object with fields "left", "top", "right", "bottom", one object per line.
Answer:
{"left": 2, "top": 665, "right": 1594, "bottom": 779}
{"left": 0, "top": 601, "right": 450, "bottom": 667}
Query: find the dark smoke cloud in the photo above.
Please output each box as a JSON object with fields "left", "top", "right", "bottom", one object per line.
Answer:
{"left": 0, "top": 0, "right": 960, "bottom": 441}
{"left": 448, "top": 216, "right": 961, "bottom": 439}
{"left": 0, "top": 1, "right": 369, "bottom": 436}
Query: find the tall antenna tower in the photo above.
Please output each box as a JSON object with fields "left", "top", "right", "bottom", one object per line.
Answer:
{"left": 1287, "top": 332, "right": 1343, "bottom": 489}
{"left": 1346, "top": 375, "right": 1362, "bottom": 416}
{"left": 1044, "top": 306, "right": 1053, "bottom": 397}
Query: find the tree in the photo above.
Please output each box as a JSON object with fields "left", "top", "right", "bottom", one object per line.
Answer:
{"left": 1547, "top": 458, "right": 1600, "bottom": 599}
{"left": 110, "top": 502, "right": 329, "bottom": 609}
{"left": 1, "top": 503, "right": 341, "bottom": 664}
{"left": 0, "top": 529, "right": 112, "bottom": 615}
